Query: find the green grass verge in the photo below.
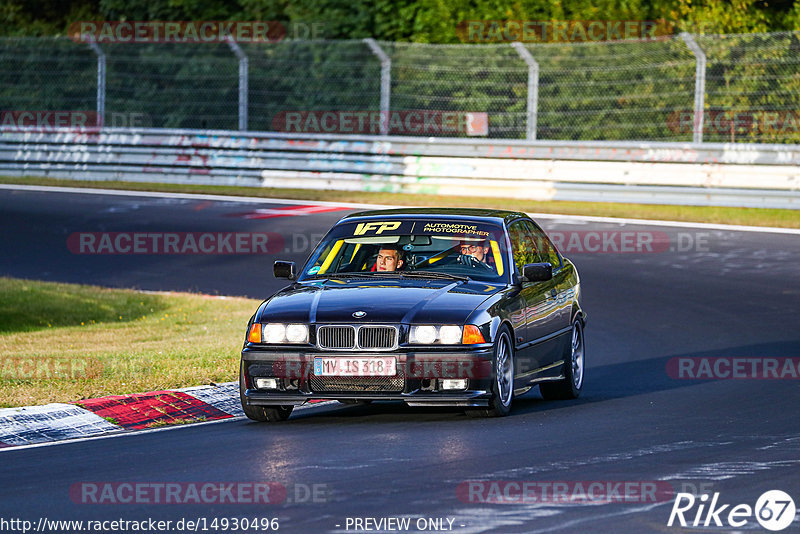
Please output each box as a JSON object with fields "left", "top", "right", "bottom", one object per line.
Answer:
{"left": 0, "top": 277, "right": 259, "bottom": 408}
{"left": 2, "top": 176, "right": 798, "bottom": 229}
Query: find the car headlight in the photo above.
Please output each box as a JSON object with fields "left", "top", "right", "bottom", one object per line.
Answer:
{"left": 439, "top": 325, "right": 463, "bottom": 344}
{"left": 410, "top": 325, "right": 437, "bottom": 344}
{"left": 410, "top": 325, "right": 463, "bottom": 345}
{"left": 259, "top": 323, "right": 309, "bottom": 344}
{"left": 285, "top": 324, "right": 309, "bottom": 343}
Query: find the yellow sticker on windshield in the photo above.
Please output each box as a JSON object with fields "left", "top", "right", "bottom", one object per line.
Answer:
{"left": 318, "top": 240, "right": 344, "bottom": 274}
{"left": 427, "top": 247, "right": 453, "bottom": 264}
{"left": 353, "top": 221, "right": 402, "bottom": 235}
{"left": 349, "top": 243, "right": 362, "bottom": 262}
{"left": 490, "top": 240, "right": 504, "bottom": 276}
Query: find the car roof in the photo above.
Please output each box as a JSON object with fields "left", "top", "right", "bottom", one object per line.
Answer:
{"left": 341, "top": 208, "right": 528, "bottom": 225}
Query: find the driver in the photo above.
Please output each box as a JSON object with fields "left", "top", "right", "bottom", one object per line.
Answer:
{"left": 375, "top": 244, "right": 404, "bottom": 272}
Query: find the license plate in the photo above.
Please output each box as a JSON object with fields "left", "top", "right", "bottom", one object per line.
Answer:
{"left": 314, "top": 357, "right": 396, "bottom": 377}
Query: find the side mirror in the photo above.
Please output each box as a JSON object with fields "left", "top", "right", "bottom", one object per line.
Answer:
{"left": 273, "top": 260, "right": 297, "bottom": 280}
{"left": 522, "top": 262, "right": 552, "bottom": 282}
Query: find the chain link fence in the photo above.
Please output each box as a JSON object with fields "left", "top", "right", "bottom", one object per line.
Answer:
{"left": 1, "top": 33, "right": 799, "bottom": 142}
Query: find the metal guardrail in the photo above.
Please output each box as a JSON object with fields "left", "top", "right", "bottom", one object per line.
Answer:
{"left": 1, "top": 127, "right": 799, "bottom": 209}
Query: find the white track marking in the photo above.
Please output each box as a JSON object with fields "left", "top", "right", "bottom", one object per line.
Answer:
{"left": 2, "top": 184, "right": 799, "bottom": 234}
{"left": 0, "top": 403, "right": 119, "bottom": 446}
{"left": 0, "top": 400, "right": 339, "bottom": 453}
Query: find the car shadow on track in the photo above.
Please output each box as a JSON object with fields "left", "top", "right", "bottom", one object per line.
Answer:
{"left": 271, "top": 340, "right": 800, "bottom": 423}
{"left": 511, "top": 339, "right": 800, "bottom": 416}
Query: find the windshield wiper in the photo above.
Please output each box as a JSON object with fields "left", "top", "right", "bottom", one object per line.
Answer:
{"left": 399, "top": 271, "right": 470, "bottom": 282}
{"left": 306, "top": 271, "right": 409, "bottom": 280}
{"left": 305, "top": 272, "right": 378, "bottom": 279}
{"left": 305, "top": 271, "right": 469, "bottom": 282}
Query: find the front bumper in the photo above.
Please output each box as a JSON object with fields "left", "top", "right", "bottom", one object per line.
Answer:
{"left": 241, "top": 347, "right": 494, "bottom": 407}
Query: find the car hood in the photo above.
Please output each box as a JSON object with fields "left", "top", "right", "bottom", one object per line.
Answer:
{"left": 257, "top": 278, "right": 504, "bottom": 325}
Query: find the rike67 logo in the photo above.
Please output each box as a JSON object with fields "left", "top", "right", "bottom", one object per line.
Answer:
{"left": 668, "top": 490, "right": 796, "bottom": 531}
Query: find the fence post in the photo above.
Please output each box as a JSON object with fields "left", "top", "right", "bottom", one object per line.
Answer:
{"left": 511, "top": 42, "right": 540, "bottom": 141}
{"left": 225, "top": 37, "right": 249, "bottom": 131}
{"left": 680, "top": 33, "right": 706, "bottom": 144}
{"left": 86, "top": 39, "right": 106, "bottom": 128}
{"left": 364, "top": 38, "right": 391, "bottom": 136}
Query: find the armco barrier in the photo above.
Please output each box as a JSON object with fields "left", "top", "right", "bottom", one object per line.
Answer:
{"left": 1, "top": 127, "right": 799, "bottom": 208}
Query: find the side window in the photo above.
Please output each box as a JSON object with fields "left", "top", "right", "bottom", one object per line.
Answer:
{"left": 306, "top": 241, "right": 336, "bottom": 274}
{"left": 508, "top": 221, "right": 543, "bottom": 271}
{"left": 308, "top": 241, "right": 359, "bottom": 273}
{"left": 525, "top": 221, "right": 562, "bottom": 270}
{"left": 544, "top": 237, "right": 562, "bottom": 270}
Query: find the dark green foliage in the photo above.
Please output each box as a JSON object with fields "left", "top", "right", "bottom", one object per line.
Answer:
{"left": 244, "top": 40, "right": 382, "bottom": 131}
{"left": 1, "top": 0, "right": 798, "bottom": 39}
{"left": 103, "top": 42, "right": 239, "bottom": 129}
{"left": 0, "top": 37, "right": 97, "bottom": 112}
{"left": 1, "top": 0, "right": 798, "bottom": 142}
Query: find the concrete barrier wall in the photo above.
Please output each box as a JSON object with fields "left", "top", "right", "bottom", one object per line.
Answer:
{"left": 1, "top": 127, "right": 799, "bottom": 208}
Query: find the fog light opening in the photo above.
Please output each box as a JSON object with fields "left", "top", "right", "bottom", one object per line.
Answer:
{"left": 255, "top": 377, "right": 280, "bottom": 390}
{"left": 440, "top": 379, "right": 468, "bottom": 390}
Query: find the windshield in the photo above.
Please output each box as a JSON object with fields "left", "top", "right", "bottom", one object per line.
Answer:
{"left": 300, "top": 218, "right": 509, "bottom": 283}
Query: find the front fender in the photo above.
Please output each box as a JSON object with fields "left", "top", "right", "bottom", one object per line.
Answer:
{"left": 466, "top": 292, "right": 512, "bottom": 345}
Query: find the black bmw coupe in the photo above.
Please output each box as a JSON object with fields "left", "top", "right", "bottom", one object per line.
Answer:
{"left": 240, "top": 208, "right": 585, "bottom": 420}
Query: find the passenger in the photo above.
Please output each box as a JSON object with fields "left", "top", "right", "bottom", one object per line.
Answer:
{"left": 375, "top": 244, "right": 405, "bottom": 272}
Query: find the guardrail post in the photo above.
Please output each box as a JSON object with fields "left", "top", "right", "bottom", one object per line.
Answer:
{"left": 680, "top": 33, "right": 706, "bottom": 144}
{"left": 364, "top": 38, "right": 391, "bottom": 136}
{"left": 512, "top": 42, "right": 540, "bottom": 141}
{"left": 86, "top": 39, "right": 106, "bottom": 128}
{"left": 225, "top": 37, "right": 249, "bottom": 131}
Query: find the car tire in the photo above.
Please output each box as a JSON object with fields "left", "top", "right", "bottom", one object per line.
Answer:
{"left": 466, "top": 325, "right": 514, "bottom": 418}
{"left": 539, "top": 319, "right": 584, "bottom": 400}
{"left": 239, "top": 362, "right": 294, "bottom": 422}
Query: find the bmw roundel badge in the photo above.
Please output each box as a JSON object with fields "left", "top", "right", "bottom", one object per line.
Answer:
{"left": 352, "top": 310, "right": 367, "bottom": 318}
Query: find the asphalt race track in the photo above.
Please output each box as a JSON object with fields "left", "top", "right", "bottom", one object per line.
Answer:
{"left": 2, "top": 186, "right": 800, "bottom": 533}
